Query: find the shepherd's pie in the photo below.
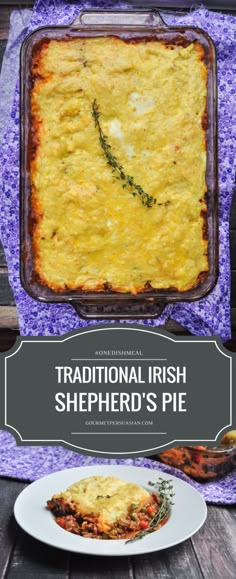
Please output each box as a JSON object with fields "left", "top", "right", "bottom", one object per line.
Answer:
{"left": 47, "top": 475, "right": 168, "bottom": 539}
{"left": 30, "top": 36, "right": 208, "bottom": 294}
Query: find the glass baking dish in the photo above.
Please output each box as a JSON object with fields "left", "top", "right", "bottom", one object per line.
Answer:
{"left": 157, "top": 444, "right": 236, "bottom": 480}
{"left": 20, "top": 9, "right": 218, "bottom": 319}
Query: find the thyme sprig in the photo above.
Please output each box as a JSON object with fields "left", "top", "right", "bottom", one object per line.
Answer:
{"left": 126, "top": 478, "right": 174, "bottom": 544}
{"left": 92, "top": 100, "right": 167, "bottom": 209}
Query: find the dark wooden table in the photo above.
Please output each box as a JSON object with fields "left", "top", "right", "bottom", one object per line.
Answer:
{"left": 0, "top": 3, "right": 236, "bottom": 578}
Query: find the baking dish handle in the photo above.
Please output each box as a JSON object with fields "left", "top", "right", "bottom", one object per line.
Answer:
{"left": 72, "top": 300, "right": 166, "bottom": 320}
{"left": 71, "top": 9, "right": 166, "bottom": 29}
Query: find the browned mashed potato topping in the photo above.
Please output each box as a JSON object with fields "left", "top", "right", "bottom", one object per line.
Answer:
{"left": 31, "top": 36, "right": 208, "bottom": 294}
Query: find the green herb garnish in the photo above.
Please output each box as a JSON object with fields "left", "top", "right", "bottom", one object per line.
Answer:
{"left": 96, "top": 494, "right": 111, "bottom": 499}
{"left": 92, "top": 100, "right": 168, "bottom": 209}
{"left": 126, "top": 478, "right": 174, "bottom": 544}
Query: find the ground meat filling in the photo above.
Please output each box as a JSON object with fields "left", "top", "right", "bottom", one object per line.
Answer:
{"left": 47, "top": 492, "right": 163, "bottom": 540}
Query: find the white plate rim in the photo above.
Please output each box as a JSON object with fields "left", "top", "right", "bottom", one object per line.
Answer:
{"left": 14, "top": 465, "right": 207, "bottom": 557}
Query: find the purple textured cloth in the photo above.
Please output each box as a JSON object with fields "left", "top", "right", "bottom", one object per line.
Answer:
{"left": 0, "top": 1, "right": 235, "bottom": 340}
{"left": 0, "top": 431, "right": 235, "bottom": 505}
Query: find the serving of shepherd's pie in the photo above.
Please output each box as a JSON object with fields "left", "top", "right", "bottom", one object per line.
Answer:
{"left": 47, "top": 475, "right": 169, "bottom": 540}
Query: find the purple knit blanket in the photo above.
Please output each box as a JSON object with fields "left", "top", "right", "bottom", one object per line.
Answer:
{"left": 0, "top": 1, "right": 235, "bottom": 340}
{"left": 0, "top": 431, "right": 235, "bottom": 505}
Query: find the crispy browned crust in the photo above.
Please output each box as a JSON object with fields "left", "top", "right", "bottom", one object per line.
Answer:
{"left": 30, "top": 35, "right": 209, "bottom": 296}
{"left": 33, "top": 270, "right": 209, "bottom": 295}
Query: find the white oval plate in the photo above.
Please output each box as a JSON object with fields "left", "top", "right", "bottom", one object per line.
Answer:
{"left": 14, "top": 465, "right": 207, "bottom": 556}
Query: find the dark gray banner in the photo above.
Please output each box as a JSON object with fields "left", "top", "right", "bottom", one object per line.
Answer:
{"left": 0, "top": 324, "right": 235, "bottom": 457}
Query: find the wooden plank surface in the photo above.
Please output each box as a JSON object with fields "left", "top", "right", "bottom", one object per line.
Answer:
{"left": 231, "top": 194, "right": 236, "bottom": 229}
{"left": 0, "top": 273, "right": 15, "bottom": 305}
{"left": 191, "top": 506, "right": 236, "bottom": 579}
{"left": 0, "top": 246, "right": 7, "bottom": 267}
{"left": 231, "top": 272, "right": 236, "bottom": 306}
{"left": 0, "top": 308, "right": 18, "bottom": 332}
{"left": 70, "top": 555, "right": 134, "bottom": 579}
{"left": 0, "top": 479, "right": 25, "bottom": 578}
{"left": 133, "top": 541, "right": 203, "bottom": 579}
{"left": 6, "top": 532, "right": 70, "bottom": 579}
